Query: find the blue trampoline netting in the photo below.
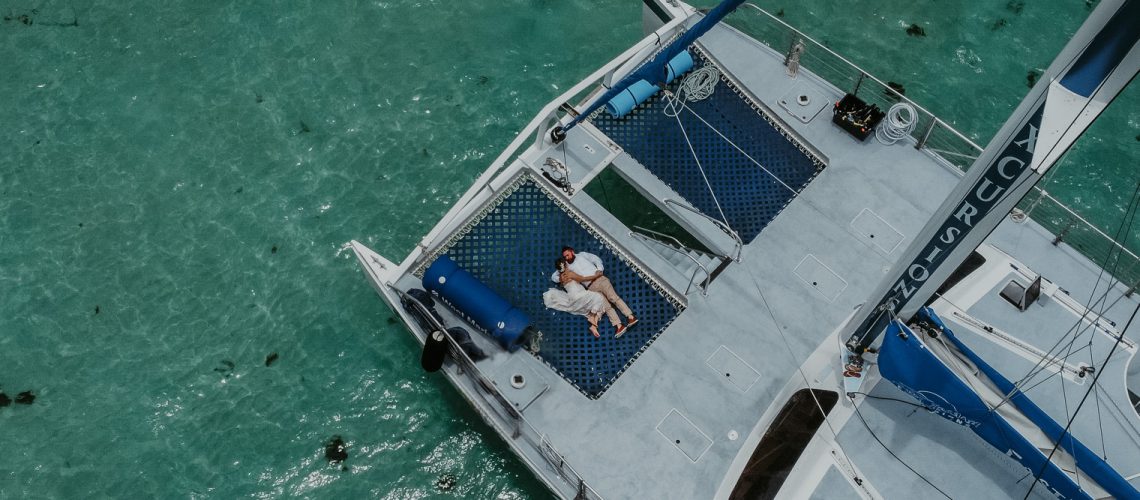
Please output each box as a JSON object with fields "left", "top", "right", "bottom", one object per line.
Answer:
{"left": 591, "top": 50, "right": 825, "bottom": 243}
{"left": 420, "top": 173, "right": 684, "bottom": 398}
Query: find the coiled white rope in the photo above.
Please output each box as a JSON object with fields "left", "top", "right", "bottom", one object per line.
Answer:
{"left": 664, "top": 64, "right": 719, "bottom": 118}
{"left": 876, "top": 102, "right": 918, "bottom": 145}
{"left": 679, "top": 65, "right": 719, "bottom": 102}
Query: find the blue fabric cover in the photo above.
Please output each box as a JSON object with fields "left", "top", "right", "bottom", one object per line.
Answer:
{"left": 919, "top": 308, "right": 1138, "bottom": 499}
{"left": 878, "top": 309, "right": 1138, "bottom": 499}
{"left": 561, "top": 0, "right": 746, "bottom": 133}
{"left": 423, "top": 256, "right": 530, "bottom": 351}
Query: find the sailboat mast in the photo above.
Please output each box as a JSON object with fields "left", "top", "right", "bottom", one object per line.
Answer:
{"left": 844, "top": 0, "right": 1140, "bottom": 352}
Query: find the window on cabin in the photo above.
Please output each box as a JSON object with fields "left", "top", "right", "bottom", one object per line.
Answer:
{"left": 728, "top": 389, "right": 839, "bottom": 500}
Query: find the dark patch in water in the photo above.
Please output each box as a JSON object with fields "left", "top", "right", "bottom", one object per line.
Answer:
{"left": 265, "top": 352, "right": 279, "bottom": 367}
{"left": 1006, "top": 0, "right": 1025, "bottom": 13}
{"left": 15, "top": 391, "right": 35, "bottom": 405}
{"left": 886, "top": 81, "right": 906, "bottom": 97}
{"left": 271, "top": 245, "right": 278, "bottom": 254}
{"left": 299, "top": 121, "right": 311, "bottom": 134}
{"left": 235, "top": 186, "right": 243, "bottom": 194}
{"left": 0, "top": 392, "right": 10, "bottom": 407}
{"left": 905, "top": 24, "right": 926, "bottom": 37}
{"left": 775, "top": 8, "right": 784, "bottom": 17}
{"left": 78, "top": 222, "right": 83, "bottom": 227}
{"left": 3, "top": 9, "right": 78, "bottom": 27}
{"left": 991, "top": 18, "right": 1008, "bottom": 30}
{"left": 1027, "top": 69, "right": 1042, "bottom": 88}
{"left": 254, "top": 94, "right": 264, "bottom": 104}
{"left": 421, "top": 147, "right": 429, "bottom": 156}
{"left": 94, "top": 305, "right": 100, "bottom": 315}
{"left": 436, "top": 474, "right": 457, "bottom": 491}
{"left": 1086, "top": 0, "right": 1096, "bottom": 9}
{"left": 325, "top": 436, "right": 348, "bottom": 463}
{"left": 477, "top": 75, "right": 489, "bottom": 85}
{"left": 387, "top": 316, "right": 398, "bottom": 324}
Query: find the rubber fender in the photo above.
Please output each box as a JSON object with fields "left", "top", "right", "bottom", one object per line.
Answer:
{"left": 421, "top": 330, "right": 448, "bottom": 372}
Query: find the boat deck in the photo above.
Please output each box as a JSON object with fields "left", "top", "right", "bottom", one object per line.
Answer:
{"left": 837, "top": 217, "right": 1140, "bottom": 499}
{"left": 359, "top": 9, "right": 1140, "bottom": 500}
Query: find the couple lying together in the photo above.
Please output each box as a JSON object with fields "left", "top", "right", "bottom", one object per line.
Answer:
{"left": 542, "top": 246, "right": 638, "bottom": 339}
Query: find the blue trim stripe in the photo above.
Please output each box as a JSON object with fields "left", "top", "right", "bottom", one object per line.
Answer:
{"left": 1059, "top": 0, "right": 1140, "bottom": 97}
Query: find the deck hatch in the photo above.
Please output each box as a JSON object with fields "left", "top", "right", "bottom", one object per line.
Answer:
{"left": 706, "top": 345, "right": 760, "bottom": 392}
{"left": 793, "top": 254, "right": 848, "bottom": 302}
{"left": 591, "top": 49, "right": 825, "bottom": 243}
{"left": 419, "top": 173, "right": 684, "bottom": 398}
{"left": 777, "top": 84, "right": 831, "bottom": 124}
{"left": 850, "top": 208, "right": 904, "bottom": 255}
{"left": 656, "top": 409, "right": 713, "bottom": 462}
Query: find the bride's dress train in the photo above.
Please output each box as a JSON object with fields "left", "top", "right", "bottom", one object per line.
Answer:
{"left": 543, "top": 281, "right": 611, "bottom": 335}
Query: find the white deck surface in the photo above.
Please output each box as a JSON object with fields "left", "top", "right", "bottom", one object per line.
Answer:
{"left": 364, "top": 12, "right": 1140, "bottom": 500}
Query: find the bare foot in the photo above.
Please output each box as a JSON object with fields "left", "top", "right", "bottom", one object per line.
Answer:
{"left": 589, "top": 324, "right": 600, "bottom": 338}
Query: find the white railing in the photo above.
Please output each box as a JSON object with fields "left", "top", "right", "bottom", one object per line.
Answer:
{"left": 729, "top": 4, "right": 984, "bottom": 172}
{"left": 663, "top": 198, "right": 743, "bottom": 262}
{"left": 394, "top": 287, "right": 605, "bottom": 500}
{"left": 728, "top": 4, "right": 1140, "bottom": 292}
{"left": 1019, "top": 188, "right": 1140, "bottom": 293}
{"left": 630, "top": 226, "right": 714, "bottom": 296}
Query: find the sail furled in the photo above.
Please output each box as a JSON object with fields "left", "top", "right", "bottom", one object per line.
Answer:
{"left": 557, "top": 0, "right": 746, "bottom": 136}
{"left": 877, "top": 309, "right": 1138, "bottom": 500}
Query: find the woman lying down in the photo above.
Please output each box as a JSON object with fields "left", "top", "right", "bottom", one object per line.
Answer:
{"left": 542, "top": 257, "right": 621, "bottom": 338}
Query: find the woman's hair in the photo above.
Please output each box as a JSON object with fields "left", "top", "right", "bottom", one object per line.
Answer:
{"left": 553, "top": 257, "right": 566, "bottom": 271}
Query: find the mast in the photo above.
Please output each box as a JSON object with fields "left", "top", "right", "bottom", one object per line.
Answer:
{"left": 844, "top": 0, "right": 1140, "bottom": 352}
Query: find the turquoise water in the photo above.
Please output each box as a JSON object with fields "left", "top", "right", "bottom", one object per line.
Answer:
{"left": 0, "top": 0, "right": 1135, "bottom": 498}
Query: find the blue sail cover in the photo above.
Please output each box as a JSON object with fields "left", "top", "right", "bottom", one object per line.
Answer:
{"left": 877, "top": 312, "right": 1138, "bottom": 499}
{"left": 559, "top": 0, "right": 746, "bottom": 134}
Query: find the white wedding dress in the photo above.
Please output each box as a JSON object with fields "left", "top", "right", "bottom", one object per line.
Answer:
{"left": 543, "top": 280, "right": 609, "bottom": 318}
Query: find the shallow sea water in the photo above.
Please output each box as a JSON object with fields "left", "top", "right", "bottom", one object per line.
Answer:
{"left": 0, "top": 0, "right": 1135, "bottom": 498}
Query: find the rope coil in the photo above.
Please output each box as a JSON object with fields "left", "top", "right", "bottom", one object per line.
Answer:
{"left": 679, "top": 65, "right": 719, "bottom": 102}
{"left": 876, "top": 102, "right": 918, "bottom": 145}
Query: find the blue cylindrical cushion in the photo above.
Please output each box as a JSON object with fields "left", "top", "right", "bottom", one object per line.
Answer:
{"left": 664, "top": 50, "right": 694, "bottom": 82}
{"left": 604, "top": 50, "right": 695, "bottom": 118}
{"left": 422, "top": 256, "right": 530, "bottom": 351}
{"left": 605, "top": 80, "right": 660, "bottom": 117}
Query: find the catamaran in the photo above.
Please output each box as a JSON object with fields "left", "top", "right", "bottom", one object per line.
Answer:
{"left": 352, "top": 1, "right": 1140, "bottom": 498}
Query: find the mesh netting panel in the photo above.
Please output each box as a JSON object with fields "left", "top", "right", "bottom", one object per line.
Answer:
{"left": 436, "top": 178, "right": 682, "bottom": 398}
{"left": 591, "top": 55, "right": 824, "bottom": 243}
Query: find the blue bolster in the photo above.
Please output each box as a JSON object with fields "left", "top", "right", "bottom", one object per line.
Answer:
{"left": 604, "top": 50, "right": 695, "bottom": 118}
{"left": 422, "top": 256, "right": 530, "bottom": 351}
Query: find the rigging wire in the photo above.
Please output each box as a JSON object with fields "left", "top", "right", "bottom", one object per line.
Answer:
{"left": 1023, "top": 180, "right": 1140, "bottom": 500}
{"left": 736, "top": 262, "right": 868, "bottom": 489}
{"left": 996, "top": 176, "right": 1140, "bottom": 445}
{"left": 849, "top": 396, "right": 954, "bottom": 500}
{"left": 662, "top": 89, "right": 800, "bottom": 195}
{"left": 850, "top": 391, "right": 927, "bottom": 410}
{"left": 1024, "top": 297, "right": 1140, "bottom": 500}
{"left": 663, "top": 89, "right": 731, "bottom": 226}
{"left": 994, "top": 169, "right": 1140, "bottom": 411}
